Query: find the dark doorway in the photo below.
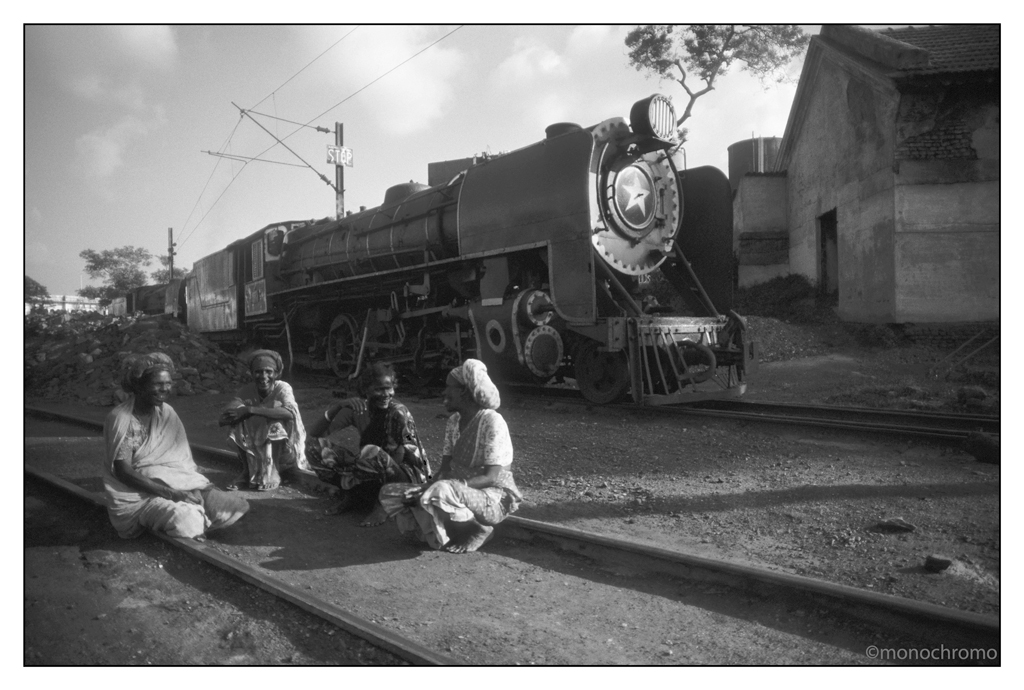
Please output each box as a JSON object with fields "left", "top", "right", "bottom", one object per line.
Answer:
{"left": 818, "top": 209, "right": 839, "bottom": 297}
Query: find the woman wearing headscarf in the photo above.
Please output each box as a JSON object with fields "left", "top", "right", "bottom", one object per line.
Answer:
{"left": 103, "top": 352, "right": 249, "bottom": 541}
{"left": 378, "top": 359, "right": 522, "bottom": 553}
{"left": 306, "top": 361, "right": 430, "bottom": 526}
{"left": 220, "top": 349, "right": 308, "bottom": 492}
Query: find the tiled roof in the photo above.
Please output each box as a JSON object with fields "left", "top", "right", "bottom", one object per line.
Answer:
{"left": 880, "top": 25, "right": 999, "bottom": 74}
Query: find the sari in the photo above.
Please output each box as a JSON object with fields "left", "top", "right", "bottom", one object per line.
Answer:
{"left": 103, "top": 398, "right": 248, "bottom": 539}
{"left": 226, "top": 380, "right": 308, "bottom": 491}
{"left": 379, "top": 409, "right": 521, "bottom": 548}
{"left": 309, "top": 401, "right": 430, "bottom": 490}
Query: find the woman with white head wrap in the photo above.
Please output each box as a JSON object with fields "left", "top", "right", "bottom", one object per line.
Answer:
{"left": 219, "top": 349, "right": 308, "bottom": 491}
{"left": 379, "top": 359, "right": 522, "bottom": 553}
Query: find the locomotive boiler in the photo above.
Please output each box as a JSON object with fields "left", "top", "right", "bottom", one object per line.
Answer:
{"left": 186, "top": 94, "right": 758, "bottom": 405}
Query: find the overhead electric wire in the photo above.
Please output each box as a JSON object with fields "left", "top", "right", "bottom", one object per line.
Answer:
{"left": 234, "top": 102, "right": 339, "bottom": 193}
{"left": 248, "top": 27, "right": 359, "bottom": 112}
{"left": 179, "top": 165, "right": 249, "bottom": 250}
{"left": 306, "top": 25, "right": 464, "bottom": 125}
{"left": 180, "top": 25, "right": 463, "bottom": 250}
{"left": 203, "top": 151, "right": 308, "bottom": 168}
{"left": 242, "top": 110, "right": 331, "bottom": 133}
{"left": 249, "top": 25, "right": 464, "bottom": 162}
{"left": 177, "top": 117, "right": 245, "bottom": 249}
{"left": 178, "top": 28, "right": 358, "bottom": 249}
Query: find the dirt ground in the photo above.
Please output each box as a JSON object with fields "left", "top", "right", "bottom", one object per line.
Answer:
{"left": 23, "top": 318, "right": 1002, "bottom": 666}
{"left": 25, "top": 475, "right": 403, "bottom": 666}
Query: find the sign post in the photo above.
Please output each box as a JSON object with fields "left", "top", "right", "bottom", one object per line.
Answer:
{"left": 327, "top": 123, "right": 354, "bottom": 220}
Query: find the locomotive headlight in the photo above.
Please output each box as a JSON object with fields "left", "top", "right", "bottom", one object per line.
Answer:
{"left": 629, "top": 94, "right": 677, "bottom": 140}
{"left": 612, "top": 164, "right": 657, "bottom": 232}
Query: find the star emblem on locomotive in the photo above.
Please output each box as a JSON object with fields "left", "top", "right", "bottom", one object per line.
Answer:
{"left": 614, "top": 165, "right": 656, "bottom": 229}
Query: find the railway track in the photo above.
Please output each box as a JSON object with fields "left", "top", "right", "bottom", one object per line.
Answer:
{"left": 25, "top": 406, "right": 1000, "bottom": 664}
{"left": 505, "top": 387, "right": 998, "bottom": 441}
{"left": 686, "top": 400, "right": 999, "bottom": 441}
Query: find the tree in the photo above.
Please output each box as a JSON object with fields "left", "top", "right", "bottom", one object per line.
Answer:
{"left": 25, "top": 275, "right": 49, "bottom": 300}
{"left": 150, "top": 254, "right": 191, "bottom": 284}
{"left": 625, "top": 25, "right": 809, "bottom": 131}
{"left": 78, "top": 245, "right": 153, "bottom": 303}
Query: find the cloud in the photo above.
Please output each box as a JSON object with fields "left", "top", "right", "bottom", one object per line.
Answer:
{"left": 26, "top": 240, "right": 50, "bottom": 266}
{"left": 111, "top": 26, "right": 178, "bottom": 70}
{"left": 75, "top": 112, "right": 163, "bottom": 180}
{"left": 566, "top": 25, "right": 618, "bottom": 54}
{"left": 493, "top": 38, "right": 567, "bottom": 85}
{"left": 308, "top": 26, "right": 465, "bottom": 137}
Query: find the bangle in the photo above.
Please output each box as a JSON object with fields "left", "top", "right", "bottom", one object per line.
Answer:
{"left": 324, "top": 410, "right": 333, "bottom": 423}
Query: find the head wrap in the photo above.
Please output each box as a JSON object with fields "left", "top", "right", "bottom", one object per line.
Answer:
{"left": 448, "top": 359, "right": 500, "bottom": 410}
{"left": 121, "top": 352, "right": 176, "bottom": 395}
{"left": 247, "top": 349, "right": 283, "bottom": 374}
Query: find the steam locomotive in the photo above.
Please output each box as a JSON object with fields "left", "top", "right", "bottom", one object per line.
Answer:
{"left": 184, "top": 94, "right": 757, "bottom": 405}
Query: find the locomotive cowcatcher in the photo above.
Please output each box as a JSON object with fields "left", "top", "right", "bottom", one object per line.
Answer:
{"left": 185, "top": 94, "right": 758, "bottom": 405}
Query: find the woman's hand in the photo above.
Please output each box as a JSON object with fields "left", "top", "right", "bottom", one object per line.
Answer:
{"left": 219, "top": 406, "right": 250, "bottom": 425}
{"left": 169, "top": 488, "right": 203, "bottom": 504}
{"left": 340, "top": 397, "right": 367, "bottom": 415}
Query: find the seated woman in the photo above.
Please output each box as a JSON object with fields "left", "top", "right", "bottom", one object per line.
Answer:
{"left": 379, "top": 359, "right": 522, "bottom": 553}
{"left": 220, "top": 349, "right": 308, "bottom": 492}
{"left": 103, "top": 352, "right": 249, "bottom": 542}
{"left": 306, "top": 361, "right": 430, "bottom": 527}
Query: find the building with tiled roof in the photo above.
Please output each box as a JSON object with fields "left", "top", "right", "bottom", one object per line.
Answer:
{"left": 734, "top": 25, "right": 999, "bottom": 323}
{"left": 880, "top": 25, "right": 1000, "bottom": 75}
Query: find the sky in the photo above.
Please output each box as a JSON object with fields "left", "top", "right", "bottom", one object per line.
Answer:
{"left": 24, "top": 24, "right": 816, "bottom": 297}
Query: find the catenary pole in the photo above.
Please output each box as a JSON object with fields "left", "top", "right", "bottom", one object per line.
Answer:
{"left": 336, "top": 123, "right": 345, "bottom": 219}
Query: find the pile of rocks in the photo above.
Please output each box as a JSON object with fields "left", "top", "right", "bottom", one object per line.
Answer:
{"left": 24, "top": 311, "right": 250, "bottom": 406}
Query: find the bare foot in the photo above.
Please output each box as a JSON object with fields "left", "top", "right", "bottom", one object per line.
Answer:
{"left": 225, "top": 473, "right": 249, "bottom": 491}
{"left": 443, "top": 524, "right": 494, "bottom": 553}
{"left": 359, "top": 504, "right": 388, "bottom": 528}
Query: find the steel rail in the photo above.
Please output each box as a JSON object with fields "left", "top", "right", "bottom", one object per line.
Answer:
{"left": 500, "top": 516, "right": 998, "bottom": 648}
{"left": 23, "top": 462, "right": 455, "bottom": 666}
{"left": 691, "top": 400, "right": 999, "bottom": 436}
{"left": 502, "top": 388, "right": 998, "bottom": 441}
{"left": 26, "top": 406, "right": 1000, "bottom": 651}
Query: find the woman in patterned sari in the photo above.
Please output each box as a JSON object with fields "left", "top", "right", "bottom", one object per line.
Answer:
{"left": 379, "top": 359, "right": 522, "bottom": 553}
{"left": 103, "top": 352, "right": 249, "bottom": 541}
{"left": 306, "top": 361, "right": 430, "bottom": 527}
{"left": 220, "top": 349, "right": 308, "bottom": 492}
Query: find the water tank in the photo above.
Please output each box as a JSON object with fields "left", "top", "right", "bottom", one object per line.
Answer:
{"left": 727, "top": 137, "right": 781, "bottom": 192}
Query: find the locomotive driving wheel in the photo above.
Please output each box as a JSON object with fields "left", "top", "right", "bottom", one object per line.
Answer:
{"left": 326, "top": 314, "right": 359, "bottom": 379}
{"left": 574, "top": 339, "right": 629, "bottom": 404}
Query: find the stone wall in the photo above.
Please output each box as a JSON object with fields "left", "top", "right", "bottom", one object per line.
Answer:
{"left": 892, "top": 86, "right": 1000, "bottom": 322}
{"left": 784, "top": 50, "right": 899, "bottom": 322}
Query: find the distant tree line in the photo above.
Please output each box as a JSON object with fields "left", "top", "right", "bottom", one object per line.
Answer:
{"left": 77, "top": 246, "right": 189, "bottom": 304}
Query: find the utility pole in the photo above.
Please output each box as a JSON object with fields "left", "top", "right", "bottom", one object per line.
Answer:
{"left": 335, "top": 122, "right": 345, "bottom": 219}
{"left": 168, "top": 227, "right": 176, "bottom": 279}
{"left": 167, "top": 227, "right": 178, "bottom": 317}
